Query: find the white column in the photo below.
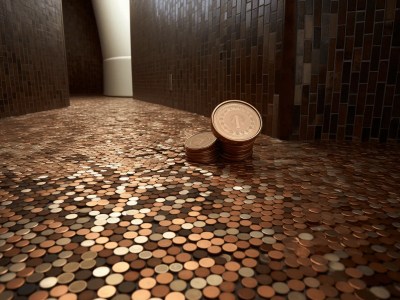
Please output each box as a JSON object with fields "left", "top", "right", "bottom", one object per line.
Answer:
{"left": 92, "top": 0, "right": 132, "bottom": 97}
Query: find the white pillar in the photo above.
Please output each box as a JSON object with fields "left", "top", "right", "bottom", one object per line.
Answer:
{"left": 92, "top": 0, "right": 132, "bottom": 97}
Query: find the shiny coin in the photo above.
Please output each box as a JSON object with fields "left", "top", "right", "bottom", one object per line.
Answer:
{"left": 98, "top": 285, "right": 117, "bottom": 298}
{"left": 112, "top": 262, "right": 130, "bottom": 273}
{"left": 93, "top": 266, "right": 110, "bottom": 277}
{"left": 39, "top": 277, "right": 58, "bottom": 289}
{"left": 105, "top": 273, "right": 124, "bottom": 285}
{"left": 211, "top": 100, "right": 262, "bottom": 142}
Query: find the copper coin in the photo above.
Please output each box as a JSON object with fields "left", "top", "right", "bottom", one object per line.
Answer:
{"left": 97, "top": 285, "right": 116, "bottom": 298}
{"left": 50, "top": 285, "right": 69, "bottom": 297}
{"left": 156, "top": 273, "right": 174, "bottom": 284}
{"left": 28, "top": 291, "right": 49, "bottom": 300}
{"left": 203, "top": 286, "right": 220, "bottom": 299}
{"left": 138, "top": 278, "right": 157, "bottom": 289}
{"left": 257, "top": 285, "right": 275, "bottom": 298}
{"left": 237, "top": 287, "right": 256, "bottom": 300}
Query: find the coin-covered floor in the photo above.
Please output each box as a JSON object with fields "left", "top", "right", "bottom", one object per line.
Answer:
{"left": 0, "top": 96, "right": 399, "bottom": 300}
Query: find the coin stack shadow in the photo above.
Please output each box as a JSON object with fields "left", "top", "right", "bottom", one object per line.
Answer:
{"left": 185, "top": 100, "right": 262, "bottom": 163}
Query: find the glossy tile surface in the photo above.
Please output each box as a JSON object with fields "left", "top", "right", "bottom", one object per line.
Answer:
{"left": 0, "top": 97, "right": 399, "bottom": 300}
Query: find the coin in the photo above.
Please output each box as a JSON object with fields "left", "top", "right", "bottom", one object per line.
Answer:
{"left": 97, "top": 285, "right": 116, "bottom": 298}
{"left": 185, "top": 132, "right": 217, "bottom": 150}
{"left": 105, "top": 273, "right": 124, "bottom": 285}
{"left": 190, "top": 277, "right": 207, "bottom": 289}
{"left": 131, "top": 289, "right": 151, "bottom": 300}
{"left": 68, "top": 280, "right": 87, "bottom": 293}
{"left": 138, "top": 277, "right": 157, "bottom": 289}
{"left": 39, "top": 277, "right": 57, "bottom": 289}
{"left": 211, "top": 100, "right": 262, "bottom": 142}
{"left": 112, "top": 262, "right": 130, "bottom": 273}
{"left": 93, "top": 266, "right": 110, "bottom": 277}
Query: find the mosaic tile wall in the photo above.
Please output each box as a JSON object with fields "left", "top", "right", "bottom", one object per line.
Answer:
{"left": 62, "top": 0, "right": 103, "bottom": 95}
{"left": 293, "top": 0, "right": 400, "bottom": 142}
{"left": 0, "top": 0, "right": 70, "bottom": 118}
{"left": 131, "top": 0, "right": 285, "bottom": 136}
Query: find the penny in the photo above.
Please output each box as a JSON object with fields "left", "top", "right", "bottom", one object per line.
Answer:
{"left": 57, "top": 273, "right": 75, "bottom": 284}
{"left": 237, "top": 287, "right": 256, "bottom": 300}
{"left": 185, "top": 132, "right": 217, "bottom": 150}
{"left": 225, "top": 261, "right": 240, "bottom": 271}
{"left": 59, "top": 293, "right": 78, "bottom": 300}
{"left": 112, "top": 261, "right": 130, "bottom": 273}
{"left": 203, "top": 286, "right": 220, "bottom": 298}
{"left": 28, "top": 291, "right": 49, "bottom": 300}
{"left": 131, "top": 289, "right": 151, "bottom": 300}
{"left": 68, "top": 280, "right": 87, "bottom": 293}
{"left": 306, "top": 288, "right": 325, "bottom": 300}
{"left": 212, "top": 100, "right": 262, "bottom": 141}
{"left": 81, "top": 251, "right": 97, "bottom": 260}
{"left": 238, "top": 267, "right": 255, "bottom": 277}
{"left": 185, "top": 289, "right": 202, "bottom": 300}
{"left": 93, "top": 266, "right": 110, "bottom": 277}
{"left": 170, "top": 279, "right": 187, "bottom": 291}
{"left": 370, "top": 286, "right": 391, "bottom": 299}
{"left": 80, "top": 259, "right": 96, "bottom": 269}
{"left": 156, "top": 273, "right": 174, "bottom": 284}
{"left": 152, "top": 285, "right": 170, "bottom": 298}
{"left": 190, "top": 277, "right": 207, "bottom": 289}
{"left": 257, "top": 285, "right": 275, "bottom": 298}
{"left": 97, "top": 285, "right": 116, "bottom": 298}
{"left": 241, "top": 277, "right": 258, "bottom": 289}
{"left": 138, "top": 277, "right": 157, "bottom": 289}
{"left": 50, "top": 285, "right": 69, "bottom": 297}
{"left": 178, "top": 270, "right": 194, "bottom": 281}
{"left": 39, "top": 277, "right": 58, "bottom": 289}
{"left": 304, "top": 277, "right": 320, "bottom": 288}
{"left": 6, "top": 278, "right": 24, "bottom": 289}
{"left": 288, "top": 291, "right": 307, "bottom": 300}
{"left": 165, "top": 292, "right": 185, "bottom": 300}
{"left": 199, "top": 257, "right": 215, "bottom": 268}
{"left": 169, "top": 263, "right": 183, "bottom": 272}
{"left": 106, "top": 273, "right": 124, "bottom": 285}
{"left": 206, "top": 274, "right": 223, "bottom": 286}
{"left": 63, "top": 262, "right": 80, "bottom": 273}
{"left": 273, "top": 282, "right": 290, "bottom": 294}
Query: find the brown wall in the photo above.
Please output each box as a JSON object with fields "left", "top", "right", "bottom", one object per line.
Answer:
{"left": 131, "top": 0, "right": 286, "bottom": 136}
{"left": 131, "top": 0, "right": 399, "bottom": 142}
{"left": 0, "top": 0, "right": 69, "bottom": 118}
{"left": 293, "top": 0, "right": 400, "bottom": 142}
{"left": 62, "top": 0, "right": 103, "bottom": 95}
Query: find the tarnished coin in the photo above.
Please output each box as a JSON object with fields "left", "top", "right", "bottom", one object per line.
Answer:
{"left": 185, "top": 132, "right": 217, "bottom": 151}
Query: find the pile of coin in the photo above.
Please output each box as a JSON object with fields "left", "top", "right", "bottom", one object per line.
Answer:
{"left": 211, "top": 100, "right": 262, "bottom": 161}
{"left": 185, "top": 100, "right": 262, "bottom": 163}
{"left": 184, "top": 131, "right": 218, "bottom": 163}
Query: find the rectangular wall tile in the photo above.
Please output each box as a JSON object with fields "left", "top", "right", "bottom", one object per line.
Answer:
{"left": 292, "top": 0, "right": 400, "bottom": 142}
{"left": 131, "top": 0, "right": 285, "bottom": 135}
{"left": 0, "top": 0, "right": 69, "bottom": 118}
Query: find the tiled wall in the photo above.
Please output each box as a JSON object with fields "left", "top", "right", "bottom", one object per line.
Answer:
{"left": 131, "top": 0, "right": 286, "bottom": 136}
{"left": 0, "top": 0, "right": 69, "bottom": 118}
{"left": 62, "top": 0, "right": 103, "bottom": 95}
{"left": 293, "top": 0, "right": 400, "bottom": 142}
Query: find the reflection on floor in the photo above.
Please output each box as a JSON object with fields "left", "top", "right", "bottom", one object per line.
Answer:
{"left": 0, "top": 96, "right": 399, "bottom": 300}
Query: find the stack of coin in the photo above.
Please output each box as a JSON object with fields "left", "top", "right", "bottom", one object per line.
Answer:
{"left": 211, "top": 100, "right": 262, "bottom": 161}
{"left": 184, "top": 131, "right": 218, "bottom": 163}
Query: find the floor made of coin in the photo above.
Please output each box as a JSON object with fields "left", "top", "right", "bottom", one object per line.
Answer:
{"left": 0, "top": 96, "right": 399, "bottom": 300}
